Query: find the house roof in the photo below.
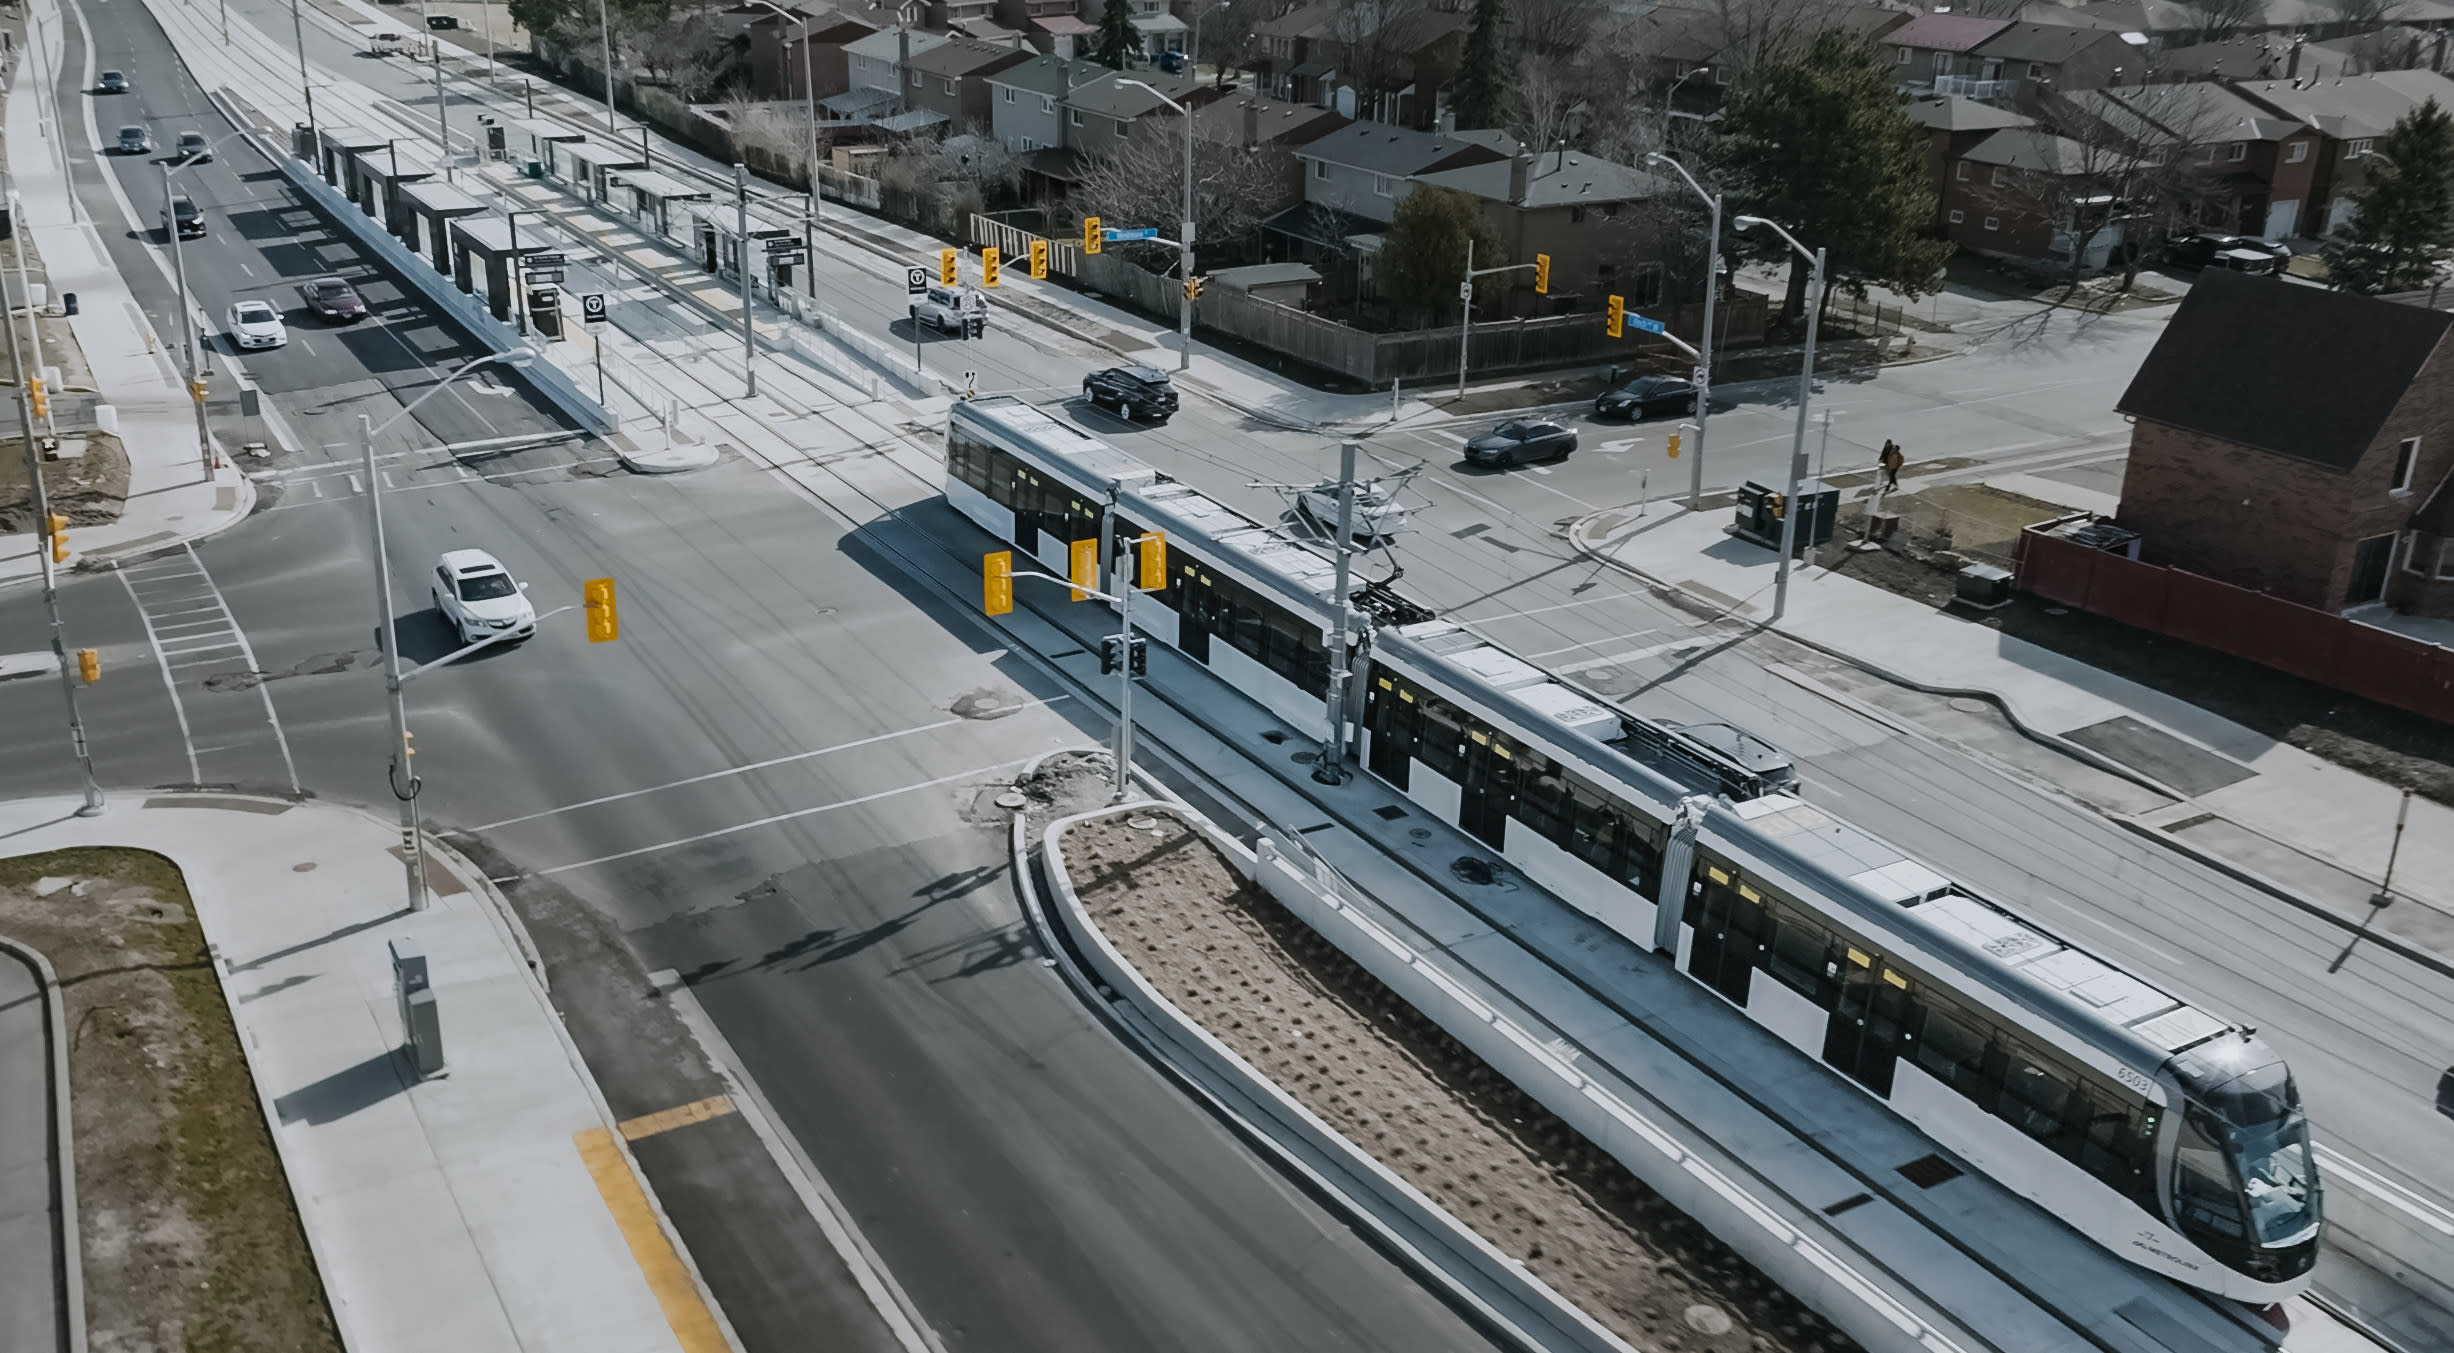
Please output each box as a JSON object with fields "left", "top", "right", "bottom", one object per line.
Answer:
{"left": 1032, "top": 14, "right": 1094, "bottom": 33}
{"left": 1884, "top": 12, "right": 2013, "bottom": 52}
{"left": 843, "top": 26, "right": 948, "bottom": 60}
{"left": 2116, "top": 271, "right": 2451, "bottom": 472}
{"left": 2051, "top": 0, "right": 2210, "bottom": 33}
{"left": 951, "top": 16, "right": 1019, "bottom": 41}
{"left": 905, "top": 35, "right": 1031, "bottom": 78}
{"left": 1414, "top": 149, "right": 1667, "bottom": 207}
{"left": 1902, "top": 95, "right": 2035, "bottom": 132}
{"left": 1969, "top": 20, "right": 2125, "bottom": 64}
{"left": 1372, "top": 7, "right": 1468, "bottom": 53}
{"left": 1062, "top": 69, "right": 1200, "bottom": 119}
{"left": 1255, "top": 2, "right": 1329, "bottom": 40}
{"left": 2151, "top": 35, "right": 2344, "bottom": 81}
{"left": 987, "top": 52, "right": 1101, "bottom": 95}
{"left": 1210, "top": 262, "right": 1321, "bottom": 289}
{"left": 2239, "top": 69, "right": 2454, "bottom": 142}
{"left": 1192, "top": 94, "right": 1346, "bottom": 146}
{"left": 1958, "top": 126, "right": 2094, "bottom": 175}
{"left": 1295, "top": 121, "right": 1509, "bottom": 176}
{"left": 2072, "top": 82, "right": 2304, "bottom": 144}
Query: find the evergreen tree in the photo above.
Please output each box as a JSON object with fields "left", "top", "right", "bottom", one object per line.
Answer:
{"left": 1380, "top": 186, "right": 1500, "bottom": 321}
{"left": 1092, "top": 0, "right": 1143, "bottom": 70}
{"left": 1449, "top": 0, "right": 1511, "bottom": 131}
{"left": 2320, "top": 99, "right": 2454, "bottom": 295}
{"left": 1711, "top": 30, "right": 1950, "bottom": 322}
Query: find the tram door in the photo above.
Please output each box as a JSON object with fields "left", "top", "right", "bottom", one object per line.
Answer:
{"left": 1685, "top": 872, "right": 1766, "bottom": 1006}
{"left": 1824, "top": 949, "right": 1908, "bottom": 1096}
{"left": 1173, "top": 563, "right": 1212, "bottom": 663}
{"left": 1366, "top": 677, "right": 1415, "bottom": 788}
{"left": 1010, "top": 465, "right": 1047, "bottom": 554}
{"left": 1457, "top": 732, "right": 1515, "bottom": 848}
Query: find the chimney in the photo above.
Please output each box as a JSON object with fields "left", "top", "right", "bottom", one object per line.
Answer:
{"left": 2436, "top": 31, "right": 2448, "bottom": 71}
{"left": 1508, "top": 152, "right": 1530, "bottom": 203}
{"left": 1244, "top": 97, "right": 1259, "bottom": 148}
{"left": 2285, "top": 35, "right": 2302, "bottom": 79}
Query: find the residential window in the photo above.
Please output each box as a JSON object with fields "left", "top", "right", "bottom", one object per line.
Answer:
{"left": 1070, "top": 108, "right": 1083, "bottom": 126}
{"left": 944, "top": 78, "right": 957, "bottom": 94}
{"left": 1116, "top": 119, "right": 1129, "bottom": 137}
{"left": 1984, "top": 216, "right": 2000, "bottom": 231}
{"left": 1949, "top": 208, "right": 1966, "bottom": 223}
{"left": 1629, "top": 261, "right": 1664, "bottom": 306}
{"left": 2286, "top": 140, "right": 2308, "bottom": 163}
{"left": 1042, "top": 95, "right": 1055, "bottom": 113}
{"left": 2439, "top": 539, "right": 2454, "bottom": 579}
{"left": 2393, "top": 436, "right": 2419, "bottom": 495}
{"left": 2404, "top": 532, "right": 2429, "bottom": 576}
{"left": 1897, "top": 45, "right": 1911, "bottom": 63}
{"left": 1373, "top": 172, "right": 1397, "bottom": 196}
{"left": 2349, "top": 138, "right": 2375, "bottom": 157}
{"left": 1002, "top": 86, "right": 1015, "bottom": 102}
{"left": 911, "top": 70, "right": 922, "bottom": 85}
{"left": 2201, "top": 145, "right": 2219, "bottom": 164}
{"left": 1991, "top": 166, "right": 2006, "bottom": 187}
{"left": 2229, "top": 143, "right": 2248, "bottom": 162}
{"left": 1570, "top": 205, "right": 1586, "bottom": 224}
{"left": 1954, "top": 162, "right": 1968, "bottom": 181}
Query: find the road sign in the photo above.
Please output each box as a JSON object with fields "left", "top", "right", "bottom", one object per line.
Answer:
{"left": 1104, "top": 226, "right": 1159, "bottom": 242}
{"left": 1458, "top": 281, "right": 1474, "bottom": 301}
{"left": 1692, "top": 364, "right": 1708, "bottom": 388}
{"left": 581, "top": 293, "right": 607, "bottom": 325}
{"left": 762, "top": 235, "right": 802, "bottom": 251}
{"left": 1628, "top": 314, "right": 1667, "bottom": 335}
{"left": 905, "top": 266, "right": 928, "bottom": 295}
{"left": 521, "top": 268, "right": 566, "bottom": 285}
{"left": 523, "top": 251, "right": 567, "bottom": 269}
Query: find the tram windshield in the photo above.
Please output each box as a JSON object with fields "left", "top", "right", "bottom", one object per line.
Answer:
{"left": 2174, "top": 1042, "right": 2321, "bottom": 1248}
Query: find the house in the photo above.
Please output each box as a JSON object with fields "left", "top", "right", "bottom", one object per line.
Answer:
{"left": 2115, "top": 271, "right": 2454, "bottom": 614}
{"left": 988, "top": 52, "right": 1103, "bottom": 152}
{"left": 904, "top": 37, "right": 1032, "bottom": 131}
{"left": 1938, "top": 127, "right": 2135, "bottom": 268}
{"left": 2149, "top": 34, "right": 2353, "bottom": 82}
{"left": 1058, "top": 69, "right": 1210, "bottom": 152}
{"left": 845, "top": 26, "right": 950, "bottom": 101}
{"left": 1122, "top": 0, "right": 1189, "bottom": 61}
{"left": 929, "top": 0, "right": 1000, "bottom": 32}
{"left": 1904, "top": 95, "right": 2036, "bottom": 232}
{"left": 1966, "top": 22, "right": 2138, "bottom": 108}
{"left": 1289, "top": 121, "right": 1510, "bottom": 223}
{"left": 2064, "top": 82, "right": 2317, "bottom": 239}
{"left": 745, "top": 3, "right": 877, "bottom": 102}
{"left": 1193, "top": 94, "right": 1347, "bottom": 205}
{"left": 1323, "top": 7, "right": 1470, "bottom": 128}
{"left": 997, "top": 0, "right": 1094, "bottom": 56}
{"left": 1255, "top": 3, "right": 1332, "bottom": 103}
{"left": 2230, "top": 69, "right": 2454, "bottom": 236}
{"left": 1409, "top": 148, "right": 1670, "bottom": 303}
{"left": 1886, "top": 13, "right": 2014, "bottom": 96}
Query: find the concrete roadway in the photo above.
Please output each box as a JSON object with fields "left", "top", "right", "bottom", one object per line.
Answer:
{"left": 0, "top": 4, "right": 1495, "bottom": 1351}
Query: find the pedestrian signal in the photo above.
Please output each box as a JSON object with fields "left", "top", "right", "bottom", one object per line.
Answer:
{"left": 984, "top": 551, "right": 1013, "bottom": 616}
{"left": 27, "top": 376, "right": 46, "bottom": 418}
{"left": 982, "top": 247, "right": 1001, "bottom": 287}
{"left": 1667, "top": 431, "right": 1681, "bottom": 460}
{"left": 46, "top": 512, "right": 66, "bottom": 563}
{"left": 1606, "top": 294, "right": 1625, "bottom": 339}
{"left": 583, "top": 576, "right": 619, "bottom": 642}
{"left": 1030, "top": 238, "right": 1049, "bottom": 279}
{"left": 1083, "top": 216, "right": 1102, "bottom": 254}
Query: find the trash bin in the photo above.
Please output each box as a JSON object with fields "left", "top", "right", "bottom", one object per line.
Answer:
{"left": 60, "top": 292, "right": 76, "bottom": 316}
{"left": 522, "top": 158, "right": 544, "bottom": 179}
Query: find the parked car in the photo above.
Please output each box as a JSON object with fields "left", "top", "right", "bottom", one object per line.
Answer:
{"left": 430, "top": 549, "right": 535, "bottom": 647}
{"left": 161, "top": 194, "right": 203, "bottom": 239}
{"left": 1082, "top": 365, "right": 1178, "bottom": 424}
{"left": 1465, "top": 419, "right": 1578, "bottom": 467}
{"left": 1595, "top": 374, "right": 1698, "bottom": 420}
{"left": 175, "top": 130, "right": 211, "bottom": 162}
{"left": 226, "top": 300, "right": 286, "bottom": 350}
{"left": 97, "top": 70, "right": 128, "bottom": 93}
{"left": 302, "top": 276, "right": 368, "bottom": 322}
{"left": 115, "top": 124, "right": 151, "bottom": 154}
{"left": 2163, "top": 232, "right": 2289, "bottom": 275}
{"left": 1155, "top": 50, "right": 1189, "bottom": 73}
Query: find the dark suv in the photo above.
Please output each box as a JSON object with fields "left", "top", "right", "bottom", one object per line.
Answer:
{"left": 1082, "top": 365, "right": 1178, "bottom": 424}
{"left": 162, "top": 195, "right": 203, "bottom": 239}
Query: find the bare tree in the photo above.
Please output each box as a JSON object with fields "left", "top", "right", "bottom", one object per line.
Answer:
{"left": 1075, "top": 119, "right": 1288, "bottom": 259}
{"left": 639, "top": 9, "right": 742, "bottom": 99}
{"left": 2330, "top": 0, "right": 2403, "bottom": 30}
{"left": 2034, "top": 84, "right": 2236, "bottom": 287}
{"left": 1708, "top": 0, "right": 1836, "bottom": 87}
{"left": 2195, "top": 0, "right": 2268, "bottom": 41}
{"left": 1322, "top": 0, "right": 1428, "bottom": 116}
{"left": 1507, "top": 60, "right": 1581, "bottom": 159}
{"left": 1513, "top": 0, "right": 1607, "bottom": 61}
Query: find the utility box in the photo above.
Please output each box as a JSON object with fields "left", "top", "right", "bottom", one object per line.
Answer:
{"left": 390, "top": 937, "right": 443, "bottom": 1077}
{"left": 1956, "top": 562, "right": 2013, "bottom": 609}
{"left": 1732, "top": 479, "right": 1838, "bottom": 552}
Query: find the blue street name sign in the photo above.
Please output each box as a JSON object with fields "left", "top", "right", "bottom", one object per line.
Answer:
{"left": 1629, "top": 314, "right": 1668, "bottom": 335}
{"left": 1103, "top": 226, "right": 1160, "bottom": 242}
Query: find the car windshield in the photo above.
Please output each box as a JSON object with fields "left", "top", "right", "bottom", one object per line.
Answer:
{"left": 2235, "top": 1112, "right": 2319, "bottom": 1243}
{"left": 234, "top": 304, "right": 274, "bottom": 323}
{"left": 458, "top": 574, "right": 518, "bottom": 601}
{"left": 315, "top": 281, "right": 351, "bottom": 298}
{"left": 120, "top": 126, "right": 143, "bottom": 140}
{"left": 173, "top": 198, "right": 196, "bottom": 215}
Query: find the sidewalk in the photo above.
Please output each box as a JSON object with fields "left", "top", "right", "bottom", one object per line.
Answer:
{"left": 1574, "top": 506, "right": 2454, "bottom": 948}
{"left": 0, "top": 792, "right": 732, "bottom": 1353}
{"left": 0, "top": 20, "right": 253, "bottom": 588}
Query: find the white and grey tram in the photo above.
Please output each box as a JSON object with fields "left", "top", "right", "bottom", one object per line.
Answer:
{"left": 945, "top": 396, "right": 2323, "bottom": 1304}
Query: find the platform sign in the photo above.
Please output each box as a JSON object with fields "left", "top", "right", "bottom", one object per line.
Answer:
{"left": 905, "top": 266, "right": 928, "bottom": 295}
{"left": 523, "top": 251, "right": 568, "bottom": 269}
{"left": 1628, "top": 314, "right": 1667, "bottom": 335}
{"left": 521, "top": 268, "right": 566, "bottom": 286}
{"left": 581, "top": 293, "right": 607, "bottom": 325}
{"left": 1103, "top": 226, "right": 1159, "bottom": 242}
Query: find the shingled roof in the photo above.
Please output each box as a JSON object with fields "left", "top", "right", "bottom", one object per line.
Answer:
{"left": 2116, "top": 271, "right": 2451, "bottom": 471}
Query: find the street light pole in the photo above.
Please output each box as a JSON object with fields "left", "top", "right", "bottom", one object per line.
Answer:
{"left": 8, "top": 193, "right": 53, "bottom": 440}
{"left": 1456, "top": 239, "right": 1541, "bottom": 399}
{"left": 290, "top": 0, "right": 318, "bottom": 146}
{"left": 161, "top": 162, "right": 213, "bottom": 473}
{"left": 1116, "top": 80, "right": 1197, "bottom": 371}
{"left": 421, "top": 0, "right": 449, "bottom": 163}
{"left": 1737, "top": 214, "right": 1824, "bottom": 623}
{"left": 1648, "top": 152, "right": 1719, "bottom": 510}
{"left": 1314, "top": 440, "right": 1359, "bottom": 785}
{"left": 597, "top": 0, "right": 620, "bottom": 134}
{"left": 2, "top": 258, "right": 102, "bottom": 816}
{"left": 736, "top": 162, "right": 757, "bottom": 396}
{"left": 748, "top": 0, "right": 822, "bottom": 292}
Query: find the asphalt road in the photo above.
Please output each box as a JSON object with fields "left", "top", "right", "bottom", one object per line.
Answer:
{"left": 0, "top": 4, "right": 1500, "bottom": 1350}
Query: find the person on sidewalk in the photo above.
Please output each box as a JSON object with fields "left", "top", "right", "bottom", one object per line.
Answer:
{"left": 1878, "top": 440, "right": 1904, "bottom": 493}
{"left": 966, "top": 287, "right": 988, "bottom": 340}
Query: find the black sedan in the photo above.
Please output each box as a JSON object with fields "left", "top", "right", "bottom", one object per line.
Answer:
{"left": 302, "top": 276, "right": 368, "bottom": 322}
{"left": 1464, "top": 419, "right": 1577, "bottom": 467}
{"left": 2163, "top": 232, "right": 2290, "bottom": 275}
{"left": 1595, "top": 374, "right": 1697, "bottom": 420}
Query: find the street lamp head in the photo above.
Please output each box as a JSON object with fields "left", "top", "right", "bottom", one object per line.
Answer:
{"left": 1735, "top": 215, "right": 1768, "bottom": 230}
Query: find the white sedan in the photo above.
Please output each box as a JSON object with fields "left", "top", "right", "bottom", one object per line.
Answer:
{"left": 430, "top": 549, "right": 535, "bottom": 647}
{"left": 226, "top": 300, "right": 287, "bottom": 350}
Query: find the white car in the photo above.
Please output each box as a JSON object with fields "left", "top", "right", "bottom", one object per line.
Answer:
{"left": 227, "top": 300, "right": 286, "bottom": 350}
{"left": 430, "top": 549, "right": 535, "bottom": 647}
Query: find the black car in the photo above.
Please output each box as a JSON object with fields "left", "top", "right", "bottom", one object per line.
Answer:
{"left": 1595, "top": 374, "right": 1698, "bottom": 420}
{"left": 1464, "top": 419, "right": 1577, "bottom": 467}
{"left": 1083, "top": 365, "right": 1178, "bottom": 424}
{"left": 2163, "top": 232, "right": 2290, "bottom": 275}
{"left": 302, "top": 276, "right": 368, "bottom": 322}
{"left": 161, "top": 195, "right": 203, "bottom": 239}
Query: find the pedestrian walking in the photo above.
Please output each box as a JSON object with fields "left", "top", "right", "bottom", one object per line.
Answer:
{"left": 1878, "top": 439, "right": 1904, "bottom": 493}
{"left": 966, "top": 287, "right": 989, "bottom": 339}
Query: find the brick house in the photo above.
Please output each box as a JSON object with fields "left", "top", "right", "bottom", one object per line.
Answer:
{"left": 1965, "top": 22, "right": 2136, "bottom": 109}
{"left": 1939, "top": 127, "right": 2107, "bottom": 264}
{"left": 1190, "top": 94, "right": 1348, "bottom": 209}
{"left": 1903, "top": 95, "right": 2035, "bottom": 232}
{"left": 745, "top": 3, "right": 877, "bottom": 102}
{"left": 1408, "top": 149, "right": 1671, "bottom": 305}
{"left": 904, "top": 37, "right": 1032, "bottom": 132}
{"left": 2065, "top": 82, "right": 2317, "bottom": 239}
{"left": 2115, "top": 272, "right": 2454, "bottom": 615}
{"left": 2229, "top": 70, "right": 2454, "bottom": 237}
{"left": 1886, "top": 13, "right": 2013, "bottom": 97}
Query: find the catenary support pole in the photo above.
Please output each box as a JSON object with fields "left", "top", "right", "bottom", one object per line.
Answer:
{"left": 1772, "top": 246, "right": 1825, "bottom": 622}
{"left": 1456, "top": 236, "right": 1473, "bottom": 400}
{"left": 362, "top": 414, "right": 429, "bottom": 912}
{"left": 163, "top": 165, "right": 212, "bottom": 473}
{"left": 1314, "top": 441, "right": 1359, "bottom": 784}
{"left": 736, "top": 162, "right": 756, "bottom": 396}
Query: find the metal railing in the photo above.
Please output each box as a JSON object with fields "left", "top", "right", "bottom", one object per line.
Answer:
{"left": 1932, "top": 75, "right": 2010, "bottom": 101}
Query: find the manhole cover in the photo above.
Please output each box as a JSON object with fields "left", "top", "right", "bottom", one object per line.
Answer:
{"left": 1683, "top": 1305, "right": 1733, "bottom": 1336}
{"left": 1948, "top": 696, "right": 1990, "bottom": 715}
{"left": 994, "top": 791, "right": 1027, "bottom": 810}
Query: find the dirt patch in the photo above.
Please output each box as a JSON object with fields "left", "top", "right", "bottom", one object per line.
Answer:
{"left": 1063, "top": 812, "right": 1857, "bottom": 1353}
{"left": 0, "top": 432, "right": 133, "bottom": 531}
{"left": 0, "top": 847, "right": 342, "bottom": 1353}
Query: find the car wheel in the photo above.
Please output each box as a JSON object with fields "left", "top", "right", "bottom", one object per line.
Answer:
{"left": 1124, "top": 402, "right": 1139, "bottom": 422}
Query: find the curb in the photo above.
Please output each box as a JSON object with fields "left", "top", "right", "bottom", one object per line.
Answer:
{"left": 0, "top": 932, "right": 86, "bottom": 1353}
{"left": 608, "top": 435, "right": 718, "bottom": 475}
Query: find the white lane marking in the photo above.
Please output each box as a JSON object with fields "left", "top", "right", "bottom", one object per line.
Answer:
{"left": 117, "top": 564, "right": 201, "bottom": 784}
{"left": 347, "top": 473, "right": 363, "bottom": 494}
{"left": 470, "top": 700, "right": 1072, "bottom": 832}
{"left": 506, "top": 757, "right": 1040, "bottom": 880}
{"left": 183, "top": 543, "right": 301, "bottom": 794}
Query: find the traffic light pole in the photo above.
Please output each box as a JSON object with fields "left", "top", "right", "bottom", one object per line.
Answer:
{"left": 4, "top": 260, "right": 102, "bottom": 815}
{"left": 1455, "top": 242, "right": 1540, "bottom": 400}
{"left": 1647, "top": 152, "right": 1721, "bottom": 510}
{"left": 163, "top": 164, "right": 213, "bottom": 473}
{"left": 736, "top": 162, "right": 757, "bottom": 397}
{"left": 997, "top": 549, "right": 1155, "bottom": 804}
{"left": 360, "top": 414, "right": 429, "bottom": 913}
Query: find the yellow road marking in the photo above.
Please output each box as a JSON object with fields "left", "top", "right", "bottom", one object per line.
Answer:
{"left": 618, "top": 1095, "right": 736, "bottom": 1142}
{"left": 574, "top": 1128, "right": 731, "bottom": 1353}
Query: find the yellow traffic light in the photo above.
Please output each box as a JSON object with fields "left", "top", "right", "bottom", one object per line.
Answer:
{"left": 1137, "top": 532, "right": 1166, "bottom": 591}
{"left": 1030, "top": 238, "right": 1049, "bottom": 279}
{"left": 1083, "top": 215, "right": 1102, "bottom": 255}
{"left": 982, "top": 246, "right": 1001, "bottom": 288}
{"left": 27, "top": 375, "right": 46, "bottom": 418}
{"left": 1666, "top": 431, "right": 1681, "bottom": 460}
{"left": 984, "top": 551, "right": 1014, "bottom": 616}
{"left": 1183, "top": 275, "right": 1205, "bottom": 301}
{"left": 584, "top": 576, "right": 619, "bottom": 642}
{"left": 1767, "top": 492, "right": 1786, "bottom": 520}
{"left": 1534, "top": 253, "right": 1551, "bottom": 294}
{"left": 188, "top": 379, "right": 207, "bottom": 404}
{"left": 76, "top": 648, "right": 98, "bottom": 683}
{"left": 1068, "top": 538, "right": 1097, "bottom": 600}
{"left": 1606, "top": 294, "right": 1625, "bottom": 339}
{"left": 939, "top": 248, "right": 958, "bottom": 285}
{"left": 46, "top": 512, "right": 66, "bottom": 564}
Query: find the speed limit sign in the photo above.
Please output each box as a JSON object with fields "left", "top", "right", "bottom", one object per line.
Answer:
{"left": 581, "top": 293, "right": 608, "bottom": 325}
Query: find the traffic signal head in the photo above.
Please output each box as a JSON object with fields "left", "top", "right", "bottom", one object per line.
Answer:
{"left": 1030, "top": 238, "right": 1049, "bottom": 279}
{"left": 1137, "top": 532, "right": 1166, "bottom": 592}
{"left": 1606, "top": 294, "right": 1625, "bottom": 339}
{"left": 187, "top": 379, "right": 207, "bottom": 405}
{"left": 939, "top": 248, "right": 958, "bottom": 285}
{"left": 984, "top": 551, "right": 1014, "bottom": 616}
{"left": 1766, "top": 492, "right": 1786, "bottom": 519}
{"left": 1183, "top": 275, "right": 1205, "bottom": 301}
{"left": 1534, "top": 253, "right": 1551, "bottom": 295}
{"left": 76, "top": 648, "right": 98, "bottom": 683}
{"left": 1128, "top": 636, "right": 1147, "bottom": 677}
{"left": 1068, "top": 538, "right": 1097, "bottom": 600}
{"left": 982, "top": 247, "right": 1001, "bottom": 287}
{"left": 1083, "top": 215, "right": 1102, "bottom": 255}
{"left": 27, "top": 375, "right": 46, "bottom": 418}
{"left": 583, "top": 576, "right": 619, "bottom": 642}
{"left": 1100, "top": 634, "right": 1123, "bottom": 675}
{"left": 46, "top": 512, "right": 66, "bottom": 564}
{"left": 1666, "top": 431, "right": 1681, "bottom": 460}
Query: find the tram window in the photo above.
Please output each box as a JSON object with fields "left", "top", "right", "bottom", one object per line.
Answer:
{"left": 1768, "top": 908, "right": 1829, "bottom": 996}
{"left": 1567, "top": 785, "right": 1623, "bottom": 874}
{"left": 947, "top": 430, "right": 989, "bottom": 489}
{"left": 2173, "top": 1109, "right": 2249, "bottom": 1240}
{"left": 1912, "top": 1002, "right": 1989, "bottom": 1095}
{"left": 1618, "top": 825, "right": 1660, "bottom": 889}
{"left": 1518, "top": 762, "right": 1570, "bottom": 840}
{"left": 1419, "top": 699, "right": 1466, "bottom": 778}
{"left": 2081, "top": 1100, "right": 2154, "bottom": 1195}
{"left": 2002, "top": 1050, "right": 2074, "bottom": 1145}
